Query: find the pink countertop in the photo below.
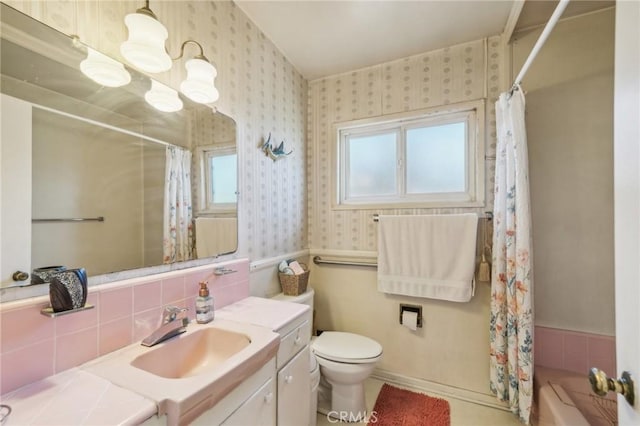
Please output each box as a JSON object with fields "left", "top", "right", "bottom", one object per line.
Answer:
{"left": 0, "top": 368, "right": 156, "bottom": 425}
{"left": 216, "top": 296, "right": 309, "bottom": 333}
{"left": 0, "top": 296, "right": 304, "bottom": 425}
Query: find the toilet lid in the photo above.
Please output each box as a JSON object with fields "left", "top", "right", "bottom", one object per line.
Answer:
{"left": 312, "top": 331, "right": 382, "bottom": 363}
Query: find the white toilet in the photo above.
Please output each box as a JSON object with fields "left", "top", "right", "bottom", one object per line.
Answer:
{"left": 312, "top": 331, "right": 382, "bottom": 420}
{"left": 272, "top": 287, "right": 383, "bottom": 423}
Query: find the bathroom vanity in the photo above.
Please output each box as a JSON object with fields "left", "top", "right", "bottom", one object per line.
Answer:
{"left": 217, "top": 297, "right": 312, "bottom": 426}
{"left": 0, "top": 297, "right": 311, "bottom": 426}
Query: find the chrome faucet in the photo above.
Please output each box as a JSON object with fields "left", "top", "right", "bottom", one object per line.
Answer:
{"left": 141, "top": 306, "right": 189, "bottom": 347}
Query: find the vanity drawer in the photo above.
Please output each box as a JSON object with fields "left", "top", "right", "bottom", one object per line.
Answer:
{"left": 277, "top": 320, "right": 310, "bottom": 369}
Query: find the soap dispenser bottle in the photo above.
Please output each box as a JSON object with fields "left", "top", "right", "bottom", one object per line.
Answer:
{"left": 195, "top": 281, "right": 214, "bottom": 324}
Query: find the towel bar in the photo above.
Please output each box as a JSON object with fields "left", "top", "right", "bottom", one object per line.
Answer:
{"left": 312, "top": 256, "right": 377, "bottom": 268}
{"left": 32, "top": 216, "right": 105, "bottom": 223}
{"left": 372, "top": 212, "right": 493, "bottom": 222}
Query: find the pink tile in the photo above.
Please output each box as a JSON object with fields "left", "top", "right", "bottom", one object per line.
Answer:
{"left": 133, "top": 308, "right": 162, "bottom": 342}
{"left": 231, "top": 260, "right": 250, "bottom": 281}
{"left": 186, "top": 270, "right": 214, "bottom": 295}
{"left": 134, "top": 280, "right": 162, "bottom": 313}
{"left": 55, "top": 327, "right": 98, "bottom": 373}
{"left": 0, "top": 340, "right": 55, "bottom": 395}
{"left": 185, "top": 279, "right": 201, "bottom": 297}
{"left": 99, "top": 316, "right": 133, "bottom": 356}
{"left": 162, "top": 277, "right": 185, "bottom": 305}
{"left": 536, "top": 327, "right": 564, "bottom": 370}
{"left": 211, "top": 287, "right": 236, "bottom": 310}
{"left": 0, "top": 304, "right": 54, "bottom": 354}
{"left": 185, "top": 267, "right": 249, "bottom": 309}
{"left": 563, "top": 333, "right": 589, "bottom": 374}
{"left": 208, "top": 273, "right": 235, "bottom": 290}
{"left": 0, "top": 263, "right": 250, "bottom": 395}
{"left": 99, "top": 287, "right": 133, "bottom": 323}
{"left": 208, "top": 266, "right": 249, "bottom": 290}
{"left": 228, "top": 280, "right": 250, "bottom": 302}
{"left": 55, "top": 293, "right": 99, "bottom": 336}
{"left": 588, "top": 336, "right": 616, "bottom": 377}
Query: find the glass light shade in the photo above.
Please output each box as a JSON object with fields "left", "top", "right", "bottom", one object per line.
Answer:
{"left": 120, "top": 12, "right": 172, "bottom": 73}
{"left": 145, "top": 80, "right": 183, "bottom": 112}
{"left": 180, "top": 58, "right": 219, "bottom": 104}
{"left": 80, "top": 48, "right": 131, "bottom": 87}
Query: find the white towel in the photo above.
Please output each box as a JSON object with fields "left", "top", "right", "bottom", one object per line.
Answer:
{"left": 195, "top": 217, "right": 238, "bottom": 258}
{"left": 377, "top": 214, "right": 478, "bottom": 302}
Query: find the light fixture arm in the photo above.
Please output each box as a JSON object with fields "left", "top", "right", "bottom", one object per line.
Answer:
{"left": 173, "top": 40, "right": 210, "bottom": 63}
{"left": 136, "top": 0, "right": 158, "bottom": 20}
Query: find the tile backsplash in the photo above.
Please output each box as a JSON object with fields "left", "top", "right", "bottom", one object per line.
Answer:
{"left": 534, "top": 325, "right": 616, "bottom": 377}
{"left": 0, "top": 259, "right": 250, "bottom": 395}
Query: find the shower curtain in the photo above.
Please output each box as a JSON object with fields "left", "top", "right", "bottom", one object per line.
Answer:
{"left": 489, "top": 86, "right": 534, "bottom": 424}
{"left": 163, "top": 146, "right": 194, "bottom": 263}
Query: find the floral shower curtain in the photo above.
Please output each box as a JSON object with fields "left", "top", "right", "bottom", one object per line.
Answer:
{"left": 489, "top": 86, "right": 534, "bottom": 424}
{"left": 163, "top": 146, "right": 193, "bottom": 263}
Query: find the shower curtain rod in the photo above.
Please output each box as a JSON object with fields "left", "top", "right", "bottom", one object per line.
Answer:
{"left": 510, "top": 0, "right": 570, "bottom": 93}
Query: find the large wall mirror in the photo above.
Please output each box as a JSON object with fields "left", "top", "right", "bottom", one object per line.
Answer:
{"left": 0, "top": 4, "right": 238, "bottom": 300}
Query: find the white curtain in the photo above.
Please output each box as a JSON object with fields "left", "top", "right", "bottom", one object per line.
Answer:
{"left": 163, "top": 146, "right": 193, "bottom": 263}
{"left": 489, "top": 87, "right": 534, "bottom": 424}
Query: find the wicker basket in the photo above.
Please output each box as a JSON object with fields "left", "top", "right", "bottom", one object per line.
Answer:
{"left": 278, "top": 264, "right": 309, "bottom": 296}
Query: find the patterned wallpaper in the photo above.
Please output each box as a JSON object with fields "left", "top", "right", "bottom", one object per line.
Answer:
{"left": 307, "top": 37, "right": 502, "bottom": 252}
{"left": 4, "top": 0, "right": 309, "bottom": 262}
{"left": 7, "top": 0, "right": 503, "bottom": 260}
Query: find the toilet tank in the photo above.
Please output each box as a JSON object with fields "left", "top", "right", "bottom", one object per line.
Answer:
{"left": 271, "top": 288, "right": 314, "bottom": 308}
{"left": 271, "top": 288, "right": 315, "bottom": 336}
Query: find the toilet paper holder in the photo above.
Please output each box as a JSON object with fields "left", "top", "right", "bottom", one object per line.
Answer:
{"left": 399, "top": 304, "right": 423, "bottom": 328}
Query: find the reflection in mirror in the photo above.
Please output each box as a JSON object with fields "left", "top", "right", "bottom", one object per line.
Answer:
{"left": 0, "top": 3, "right": 238, "bottom": 299}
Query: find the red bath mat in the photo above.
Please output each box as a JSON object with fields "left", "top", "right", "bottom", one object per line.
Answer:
{"left": 368, "top": 383, "right": 451, "bottom": 426}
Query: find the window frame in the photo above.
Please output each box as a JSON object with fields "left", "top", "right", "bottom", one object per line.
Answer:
{"left": 196, "top": 145, "right": 238, "bottom": 215}
{"left": 333, "top": 99, "right": 485, "bottom": 210}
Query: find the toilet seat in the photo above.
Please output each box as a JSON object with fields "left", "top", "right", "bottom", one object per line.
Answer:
{"left": 312, "top": 331, "right": 382, "bottom": 364}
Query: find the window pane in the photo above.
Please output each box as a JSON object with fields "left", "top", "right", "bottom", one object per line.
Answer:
{"left": 347, "top": 132, "right": 397, "bottom": 197}
{"left": 406, "top": 122, "right": 466, "bottom": 193}
{"left": 209, "top": 154, "right": 237, "bottom": 203}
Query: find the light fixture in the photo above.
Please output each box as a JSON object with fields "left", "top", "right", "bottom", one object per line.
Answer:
{"left": 145, "top": 80, "right": 183, "bottom": 112}
{"left": 121, "top": 1, "right": 219, "bottom": 105}
{"left": 120, "top": 0, "right": 172, "bottom": 73}
{"left": 80, "top": 47, "right": 132, "bottom": 87}
{"left": 177, "top": 41, "right": 219, "bottom": 104}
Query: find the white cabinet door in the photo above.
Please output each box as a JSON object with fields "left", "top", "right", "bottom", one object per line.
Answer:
{"left": 613, "top": 0, "right": 640, "bottom": 423}
{"left": 277, "top": 346, "right": 310, "bottom": 426}
{"left": 222, "top": 378, "right": 276, "bottom": 426}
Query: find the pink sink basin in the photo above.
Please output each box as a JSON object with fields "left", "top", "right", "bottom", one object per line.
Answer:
{"left": 131, "top": 327, "right": 251, "bottom": 379}
{"left": 81, "top": 320, "right": 279, "bottom": 425}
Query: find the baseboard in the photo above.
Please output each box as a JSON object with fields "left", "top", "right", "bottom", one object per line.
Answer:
{"left": 371, "top": 368, "right": 511, "bottom": 412}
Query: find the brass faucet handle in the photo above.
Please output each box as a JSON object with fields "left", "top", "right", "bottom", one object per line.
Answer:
{"left": 589, "top": 367, "right": 635, "bottom": 406}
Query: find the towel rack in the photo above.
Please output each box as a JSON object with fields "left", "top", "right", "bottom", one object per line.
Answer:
{"left": 32, "top": 216, "right": 105, "bottom": 223}
{"left": 312, "top": 256, "right": 377, "bottom": 268}
{"left": 372, "top": 212, "right": 493, "bottom": 222}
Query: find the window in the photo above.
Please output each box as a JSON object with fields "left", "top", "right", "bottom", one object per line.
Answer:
{"left": 199, "top": 146, "right": 237, "bottom": 213}
{"left": 335, "top": 100, "right": 484, "bottom": 208}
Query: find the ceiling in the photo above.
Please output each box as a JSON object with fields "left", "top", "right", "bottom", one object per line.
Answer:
{"left": 235, "top": 0, "right": 615, "bottom": 81}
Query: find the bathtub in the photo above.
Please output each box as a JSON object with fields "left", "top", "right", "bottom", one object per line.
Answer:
{"left": 534, "top": 366, "right": 616, "bottom": 426}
